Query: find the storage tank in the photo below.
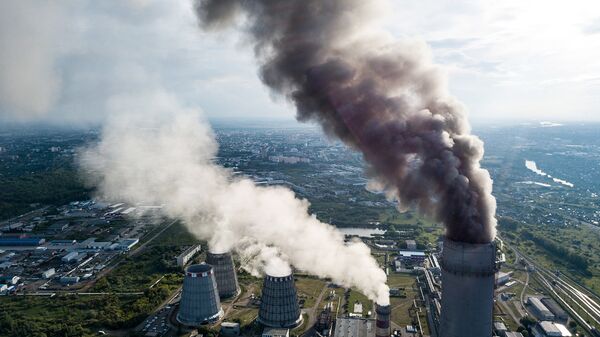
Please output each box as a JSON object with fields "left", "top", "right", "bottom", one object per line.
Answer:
{"left": 206, "top": 251, "right": 240, "bottom": 298}
{"left": 177, "top": 264, "right": 224, "bottom": 326}
{"left": 440, "top": 237, "right": 497, "bottom": 337}
{"left": 258, "top": 273, "right": 303, "bottom": 328}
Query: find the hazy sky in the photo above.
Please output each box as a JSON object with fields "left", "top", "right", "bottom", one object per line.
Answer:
{"left": 1, "top": 0, "right": 599, "bottom": 125}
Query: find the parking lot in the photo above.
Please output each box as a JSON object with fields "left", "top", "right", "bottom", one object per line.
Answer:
{"left": 140, "top": 306, "right": 171, "bottom": 336}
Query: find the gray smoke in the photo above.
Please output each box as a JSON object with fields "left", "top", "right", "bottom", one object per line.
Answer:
{"left": 194, "top": 0, "right": 497, "bottom": 243}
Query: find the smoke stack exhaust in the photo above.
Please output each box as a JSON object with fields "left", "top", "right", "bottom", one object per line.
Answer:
{"left": 375, "top": 303, "right": 391, "bottom": 337}
{"left": 440, "top": 237, "right": 497, "bottom": 337}
{"left": 194, "top": 0, "right": 498, "bottom": 244}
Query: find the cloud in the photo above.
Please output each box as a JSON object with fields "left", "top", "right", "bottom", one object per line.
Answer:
{"left": 0, "top": 1, "right": 65, "bottom": 120}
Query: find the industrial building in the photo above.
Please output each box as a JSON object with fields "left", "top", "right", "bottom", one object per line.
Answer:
{"left": 176, "top": 244, "right": 202, "bottom": 267}
{"left": 496, "top": 271, "right": 511, "bottom": 286}
{"left": 0, "top": 237, "right": 45, "bottom": 246}
{"left": 42, "top": 268, "right": 55, "bottom": 279}
{"left": 60, "top": 276, "right": 80, "bottom": 284}
{"left": 258, "top": 273, "right": 303, "bottom": 328}
{"left": 177, "top": 264, "right": 223, "bottom": 326}
{"left": 439, "top": 237, "right": 497, "bottom": 337}
{"left": 527, "top": 297, "right": 555, "bottom": 321}
{"left": 262, "top": 327, "right": 290, "bottom": 337}
{"left": 540, "top": 298, "right": 568, "bottom": 323}
{"left": 397, "top": 251, "right": 426, "bottom": 266}
{"left": 206, "top": 251, "right": 240, "bottom": 298}
{"left": 504, "top": 332, "right": 525, "bottom": 337}
{"left": 220, "top": 322, "right": 240, "bottom": 336}
{"left": 333, "top": 317, "right": 375, "bottom": 337}
{"left": 532, "top": 321, "right": 572, "bottom": 337}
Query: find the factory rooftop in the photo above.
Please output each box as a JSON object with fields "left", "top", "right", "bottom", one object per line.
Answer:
{"left": 333, "top": 317, "right": 375, "bottom": 337}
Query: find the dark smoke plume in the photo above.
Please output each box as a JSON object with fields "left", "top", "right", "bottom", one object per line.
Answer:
{"left": 194, "top": 0, "right": 496, "bottom": 243}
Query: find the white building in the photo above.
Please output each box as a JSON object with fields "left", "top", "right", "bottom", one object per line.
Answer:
{"left": 532, "top": 321, "right": 572, "bottom": 337}
{"left": 527, "top": 297, "right": 555, "bottom": 321}
{"left": 176, "top": 244, "right": 202, "bottom": 267}
{"left": 62, "top": 251, "right": 79, "bottom": 263}
{"left": 42, "top": 268, "right": 56, "bottom": 279}
{"left": 406, "top": 240, "right": 417, "bottom": 250}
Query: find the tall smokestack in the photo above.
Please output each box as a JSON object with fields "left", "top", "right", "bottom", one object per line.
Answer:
{"left": 375, "top": 303, "right": 391, "bottom": 337}
{"left": 440, "top": 237, "right": 497, "bottom": 337}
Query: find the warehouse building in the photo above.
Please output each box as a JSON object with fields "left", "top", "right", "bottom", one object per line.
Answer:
{"left": 527, "top": 297, "right": 555, "bottom": 321}
{"left": 333, "top": 317, "right": 375, "bottom": 337}
{"left": 176, "top": 244, "right": 202, "bottom": 267}
{"left": 532, "top": 321, "right": 572, "bottom": 337}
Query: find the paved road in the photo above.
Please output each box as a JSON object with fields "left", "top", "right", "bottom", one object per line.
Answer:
{"left": 301, "top": 284, "right": 330, "bottom": 337}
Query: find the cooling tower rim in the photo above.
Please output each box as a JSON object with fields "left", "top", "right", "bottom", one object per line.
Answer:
{"left": 207, "top": 250, "right": 231, "bottom": 257}
{"left": 443, "top": 236, "right": 495, "bottom": 249}
{"left": 186, "top": 263, "right": 213, "bottom": 275}
{"left": 264, "top": 273, "right": 294, "bottom": 281}
{"left": 375, "top": 304, "right": 391, "bottom": 314}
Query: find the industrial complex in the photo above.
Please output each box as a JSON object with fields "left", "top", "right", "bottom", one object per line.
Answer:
{"left": 0, "top": 198, "right": 595, "bottom": 337}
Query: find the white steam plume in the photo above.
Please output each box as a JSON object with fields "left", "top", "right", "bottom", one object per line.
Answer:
{"left": 79, "top": 89, "right": 389, "bottom": 304}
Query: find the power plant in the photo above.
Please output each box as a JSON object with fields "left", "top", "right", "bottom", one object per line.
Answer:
{"left": 258, "top": 273, "right": 303, "bottom": 328}
{"left": 206, "top": 251, "right": 240, "bottom": 298}
{"left": 177, "top": 264, "right": 224, "bottom": 326}
{"left": 439, "top": 237, "right": 497, "bottom": 337}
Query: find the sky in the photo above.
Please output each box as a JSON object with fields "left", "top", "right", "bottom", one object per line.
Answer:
{"left": 1, "top": 0, "right": 600, "bottom": 125}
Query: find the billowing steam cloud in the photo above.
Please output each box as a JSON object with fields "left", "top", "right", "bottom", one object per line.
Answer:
{"left": 194, "top": 0, "right": 497, "bottom": 244}
{"left": 79, "top": 89, "right": 389, "bottom": 304}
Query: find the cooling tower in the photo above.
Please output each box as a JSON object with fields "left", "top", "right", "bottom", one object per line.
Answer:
{"left": 440, "top": 237, "right": 497, "bottom": 337}
{"left": 206, "top": 251, "right": 240, "bottom": 298}
{"left": 177, "top": 264, "right": 224, "bottom": 326}
{"left": 258, "top": 274, "right": 303, "bottom": 328}
{"left": 375, "top": 304, "right": 391, "bottom": 337}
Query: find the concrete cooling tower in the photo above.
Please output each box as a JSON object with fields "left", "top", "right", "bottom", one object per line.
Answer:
{"left": 440, "top": 237, "right": 497, "bottom": 337}
{"left": 177, "top": 264, "right": 224, "bottom": 326}
{"left": 375, "top": 304, "right": 391, "bottom": 337}
{"left": 206, "top": 251, "right": 240, "bottom": 298}
{"left": 258, "top": 273, "right": 303, "bottom": 328}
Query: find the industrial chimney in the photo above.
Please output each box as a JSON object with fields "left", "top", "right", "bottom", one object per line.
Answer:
{"left": 177, "top": 264, "right": 224, "bottom": 326}
{"left": 206, "top": 251, "right": 240, "bottom": 299}
{"left": 440, "top": 237, "right": 497, "bottom": 337}
{"left": 375, "top": 304, "right": 391, "bottom": 337}
{"left": 258, "top": 273, "right": 303, "bottom": 328}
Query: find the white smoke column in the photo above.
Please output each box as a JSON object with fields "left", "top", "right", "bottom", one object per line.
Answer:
{"left": 79, "top": 89, "right": 389, "bottom": 304}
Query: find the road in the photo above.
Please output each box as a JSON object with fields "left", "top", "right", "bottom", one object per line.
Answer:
{"left": 520, "top": 268, "right": 530, "bottom": 309}
{"left": 301, "top": 284, "right": 330, "bottom": 337}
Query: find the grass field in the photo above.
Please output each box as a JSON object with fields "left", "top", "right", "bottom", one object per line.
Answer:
{"left": 295, "top": 276, "right": 327, "bottom": 309}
